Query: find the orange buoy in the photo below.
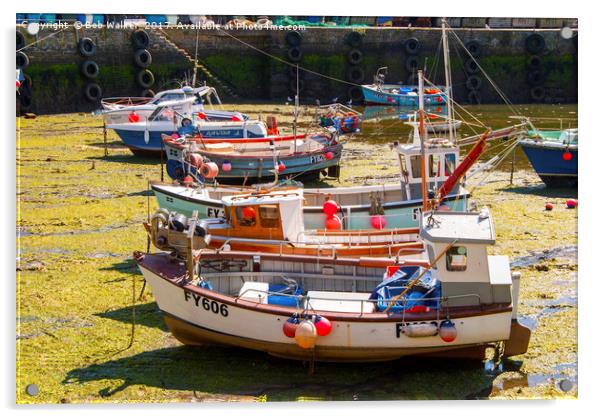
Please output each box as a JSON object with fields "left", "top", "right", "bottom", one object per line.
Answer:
{"left": 242, "top": 206, "right": 256, "bottom": 219}
{"left": 566, "top": 198, "right": 577, "bottom": 209}
{"left": 322, "top": 200, "right": 339, "bottom": 217}
{"left": 545, "top": 202, "right": 554, "bottom": 211}
{"left": 325, "top": 215, "right": 342, "bottom": 230}
{"left": 200, "top": 162, "right": 219, "bottom": 179}
{"left": 295, "top": 319, "right": 317, "bottom": 349}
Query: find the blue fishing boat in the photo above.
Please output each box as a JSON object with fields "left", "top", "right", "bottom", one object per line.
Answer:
{"left": 361, "top": 67, "right": 448, "bottom": 106}
{"left": 519, "top": 128, "right": 578, "bottom": 187}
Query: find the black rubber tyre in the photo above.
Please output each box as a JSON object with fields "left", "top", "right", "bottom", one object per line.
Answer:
{"left": 84, "top": 83, "right": 102, "bottom": 102}
{"left": 348, "top": 86, "right": 364, "bottom": 103}
{"left": 346, "top": 31, "right": 363, "bottom": 48}
{"left": 527, "top": 70, "right": 545, "bottom": 86}
{"left": 80, "top": 60, "right": 100, "bottom": 79}
{"left": 141, "top": 89, "right": 156, "bottom": 98}
{"left": 285, "top": 31, "right": 302, "bottom": 47}
{"left": 465, "top": 40, "right": 482, "bottom": 58}
{"left": 526, "top": 33, "right": 545, "bottom": 54}
{"left": 346, "top": 66, "right": 365, "bottom": 83}
{"left": 530, "top": 86, "right": 546, "bottom": 102}
{"left": 347, "top": 49, "right": 363, "bottom": 65}
{"left": 404, "top": 37, "right": 421, "bottom": 55}
{"left": 405, "top": 56, "right": 420, "bottom": 73}
{"left": 134, "top": 49, "right": 152, "bottom": 68}
{"left": 526, "top": 55, "right": 541, "bottom": 70}
{"left": 132, "top": 29, "right": 150, "bottom": 49}
{"left": 289, "top": 78, "right": 305, "bottom": 93}
{"left": 78, "top": 37, "right": 97, "bottom": 57}
{"left": 16, "top": 31, "right": 25, "bottom": 50}
{"left": 136, "top": 69, "right": 155, "bottom": 88}
{"left": 16, "top": 51, "right": 29, "bottom": 69}
{"left": 467, "top": 90, "right": 481, "bottom": 104}
{"left": 465, "top": 75, "right": 482, "bottom": 90}
{"left": 287, "top": 46, "right": 303, "bottom": 62}
{"left": 464, "top": 58, "right": 480, "bottom": 74}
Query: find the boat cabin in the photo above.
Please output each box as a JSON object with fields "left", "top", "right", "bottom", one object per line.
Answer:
{"left": 420, "top": 208, "right": 516, "bottom": 313}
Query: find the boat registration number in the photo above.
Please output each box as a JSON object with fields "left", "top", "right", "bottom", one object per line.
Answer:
{"left": 207, "top": 207, "right": 225, "bottom": 218}
{"left": 184, "top": 290, "right": 229, "bottom": 317}
{"left": 310, "top": 155, "right": 326, "bottom": 164}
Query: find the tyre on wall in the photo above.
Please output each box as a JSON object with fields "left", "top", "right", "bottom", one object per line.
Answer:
{"left": 78, "top": 37, "right": 97, "bottom": 57}
{"left": 80, "top": 60, "right": 100, "bottom": 79}
{"left": 346, "top": 66, "right": 365, "bottom": 83}
{"left": 285, "top": 31, "right": 302, "bottom": 47}
{"left": 348, "top": 86, "right": 364, "bottom": 103}
{"left": 136, "top": 69, "right": 155, "bottom": 88}
{"left": 465, "top": 75, "right": 482, "bottom": 90}
{"left": 467, "top": 90, "right": 481, "bottom": 104}
{"left": 405, "top": 56, "right": 420, "bottom": 73}
{"left": 346, "top": 31, "right": 363, "bottom": 48}
{"left": 464, "top": 58, "right": 480, "bottom": 74}
{"left": 347, "top": 49, "right": 363, "bottom": 65}
{"left": 530, "top": 86, "right": 546, "bottom": 102}
{"left": 132, "top": 29, "right": 150, "bottom": 49}
{"left": 525, "top": 33, "right": 545, "bottom": 54}
{"left": 84, "top": 83, "right": 103, "bottom": 102}
{"left": 134, "top": 49, "right": 153, "bottom": 68}
{"left": 16, "top": 51, "right": 29, "bottom": 69}
{"left": 527, "top": 70, "right": 545, "bottom": 86}
{"left": 287, "top": 46, "right": 303, "bottom": 62}
{"left": 526, "top": 55, "right": 541, "bottom": 70}
{"left": 16, "top": 31, "right": 25, "bottom": 50}
{"left": 288, "top": 65, "right": 304, "bottom": 78}
{"left": 289, "top": 78, "right": 305, "bottom": 93}
{"left": 465, "top": 40, "right": 482, "bottom": 58}
{"left": 141, "top": 89, "right": 156, "bottom": 98}
{"left": 404, "top": 37, "right": 421, "bottom": 55}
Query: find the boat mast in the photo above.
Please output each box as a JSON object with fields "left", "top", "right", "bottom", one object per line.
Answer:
{"left": 418, "top": 70, "right": 428, "bottom": 211}
{"left": 191, "top": 28, "right": 199, "bottom": 87}
{"left": 442, "top": 18, "right": 455, "bottom": 142}
{"left": 293, "top": 64, "right": 299, "bottom": 153}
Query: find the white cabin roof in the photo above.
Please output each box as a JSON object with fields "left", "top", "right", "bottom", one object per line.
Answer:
{"left": 221, "top": 190, "right": 304, "bottom": 207}
{"left": 420, "top": 207, "right": 495, "bottom": 244}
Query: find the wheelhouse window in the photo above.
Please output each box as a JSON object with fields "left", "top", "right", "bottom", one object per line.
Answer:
{"left": 410, "top": 155, "right": 422, "bottom": 179}
{"left": 446, "top": 246, "right": 467, "bottom": 271}
{"left": 235, "top": 206, "right": 256, "bottom": 227}
{"left": 429, "top": 154, "right": 440, "bottom": 178}
{"left": 444, "top": 153, "right": 456, "bottom": 176}
{"left": 259, "top": 205, "right": 280, "bottom": 228}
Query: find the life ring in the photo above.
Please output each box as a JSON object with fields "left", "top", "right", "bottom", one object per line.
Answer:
{"left": 347, "top": 86, "right": 364, "bottom": 103}
{"left": 405, "top": 56, "right": 420, "bottom": 73}
{"left": 346, "top": 31, "right": 363, "bottom": 48}
{"left": 141, "top": 89, "right": 155, "bottom": 98}
{"left": 346, "top": 66, "right": 365, "bottom": 83}
{"left": 16, "top": 51, "right": 29, "bottom": 70}
{"left": 525, "top": 33, "right": 545, "bottom": 54}
{"left": 285, "top": 31, "right": 302, "bottom": 47}
{"left": 465, "top": 75, "right": 482, "bottom": 90}
{"left": 134, "top": 49, "right": 153, "bottom": 68}
{"left": 136, "top": 69, "right": 155, "bottom": 88}
{"left": 201, "top": 162, "right": 219, "bottom": 179}
{"left": 527, "top": 70, "right": 544, "bottom": 86}
{"left": 80, "top": 60, "right": 100, "bottom": 79}
{"left": 530, "top": 86, "right": 546, "bottom": 102}
{"left": 347, "top": 49, "right": 363, "bottom": 65}
{"left": 526, "top": 55, "right": 541, "bottom": 70}
{"left": 16, "top": 31, "right": 25, "bottom": 50}
{"left": 78, "top": 37, "right": 97, "bottom": 57}
{"left": 464, "top": 58, "right": 479, "bottom": 74}
{"left": 465, "top": 40, "right": 482, "bottom": 58}
{"left": 467, "top": 90, "right": 481, "bottom": 104}
{"left": 132, "top": 29, "right": 150, "bottom": 49}
{"left": 287, "top": 46, "right": 303, "bottom": 63}
{"left": 84, "top": 83, "right": 103, "bottom": 102}
{"left": 404, "top": 37, "right": 421, "bottom": 55}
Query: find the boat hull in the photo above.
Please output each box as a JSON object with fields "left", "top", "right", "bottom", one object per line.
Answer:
{"left": 362, "top": 85, "right": 448, "bottom": 106}
{"left": 520, "top": 141, "right": 577, "bottom": 187}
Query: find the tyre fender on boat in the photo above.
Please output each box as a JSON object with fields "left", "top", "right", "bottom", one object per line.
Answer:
{"left": 399, "top": 322, "right": 438, "bottom": 338}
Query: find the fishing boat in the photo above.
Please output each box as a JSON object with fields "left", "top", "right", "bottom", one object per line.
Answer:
{"left": 162, "top": 132, "right": 343, "bottom": 183}
{"left": 317, "top": 103, "right": 363, "bottom": 135}
{"left": 102, "top": 86, "right": 269, "bottom": 156}
{"left": 361, "top": 67, "right": 448, "bottom": 106}
{"left": 145, "top": 188, "right": 425, "bottom": 258}
{"left": 135, "top": 207, "right": 531, "bottom": 362}
{"left": 519, "top": 128, "right": 578, "bottom": 187}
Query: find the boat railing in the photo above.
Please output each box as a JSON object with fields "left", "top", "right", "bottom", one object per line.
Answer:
{"left": 101, "top": 96, "right": 153, "bottom": 109}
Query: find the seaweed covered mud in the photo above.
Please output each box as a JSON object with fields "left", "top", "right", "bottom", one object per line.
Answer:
{"left": 16, "top": 104, "right": 577, "bottom": 402}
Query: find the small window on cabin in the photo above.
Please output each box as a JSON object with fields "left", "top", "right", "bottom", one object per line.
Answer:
{"left": 427, "top": 245, "right": 438, "bottom": 269}
{"left": 429, "top": 154, "right": 440, "bottom": 178}
{"left": 259, "top": 205, "right": 280, "bottom": 228}
{"left": 444, "top": 153, "right": 456, "bottom": 176}
{"left": 446, "top": 246, "right": 467, "bottom": 271}
{"left": 410, "top": 155, "right": 422, "bottom": 178}
{"left": 235, "top": 206, "right": 256, "bottom": 227}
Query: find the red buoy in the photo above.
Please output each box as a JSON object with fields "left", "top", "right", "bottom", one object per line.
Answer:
{"left": 221, "top": 161, "right": 232, "bottom": 172}
{"left": 322, "top": 200, "right": 339, "bottom": 217}
{"left": 16, "top": 80, "right": 21, "bottom": 88}
{"left": 566, "top": 198, "right": 578, "bottom": 209}
{"left": 183, "top": 175, "right": 194, "bottom": 184}
{"left": 231, "top": 114, "right": 242, "bottom": 122}
{"left": 277, "top": 162, "right": 286, "bottom": 173}
{"left": 371, "top": 215, "right": 386, "bottom": 230}
{"left": 171, "top": 132, "right": 179, "bottom": 140}
{"left": 325, "top": 215, "right": 342, "bottom": 230}
{"left": 563, "top": 151, "right": 573, "bottom": 161}
{"left": 325, "top": 151, "right": 334, "bottom": 160}
{"left": 283, "top": 316, "right": 299, "bottom": 338}
{"left": 128, "top": 112, "right": 140, "bottom": 123}
{"left": 314, "top": 315, "right": 332, "bottom": 337}
{"left": 439, "top": 319, "right": 457, "bottom": 343}
{"left": 197, "top": 112, "right": 207, "bottom": 120}
{"left": 242, "top": 206, "right": 256, "bottom": 219}
{"left": 545, "top": 202, "right": 554, "bottom": 211}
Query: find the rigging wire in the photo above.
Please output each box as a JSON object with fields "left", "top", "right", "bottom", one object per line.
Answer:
{"left": 17, "top": 26, "right": 70, "bottom": 52}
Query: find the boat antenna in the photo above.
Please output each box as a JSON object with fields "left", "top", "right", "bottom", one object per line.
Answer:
{"left": 191, "top": 27, "right": 200, "bottom": 87}
{"left": 418, "top": 70, "right": 428, "bottom": 212}
{"left": 441, "top": 18, "right": 455, "bottom": 143}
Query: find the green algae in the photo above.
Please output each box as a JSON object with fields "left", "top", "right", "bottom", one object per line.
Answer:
{"left": 16, "top": 104, "right": 577, "bottom": 403}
